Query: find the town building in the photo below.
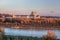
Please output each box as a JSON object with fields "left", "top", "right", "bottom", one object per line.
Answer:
{"left": 15, "top": 11, "right": 40, "bottom": 19}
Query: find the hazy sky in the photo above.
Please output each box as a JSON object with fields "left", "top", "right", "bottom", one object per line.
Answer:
{"left": 0, "top": 0, "right": 60, "bottom": 16}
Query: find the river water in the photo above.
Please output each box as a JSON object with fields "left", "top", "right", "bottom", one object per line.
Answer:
{"left": 4, "top": 28, "right": 60, "bottom": 39}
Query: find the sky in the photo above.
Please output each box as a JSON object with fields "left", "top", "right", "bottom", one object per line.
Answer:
{"left": 0, "top": 0, "right": 60, "bottom": 16}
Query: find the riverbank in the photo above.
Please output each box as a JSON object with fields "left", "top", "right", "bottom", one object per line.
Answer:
{"left": 0, "top": 22, "right": 60, "bottom": 31}
{"left": 0, "top": 25, "right": 60, "bottom": 30}
{"left": 2, "top": 35, "right": 59, "bottom": 40}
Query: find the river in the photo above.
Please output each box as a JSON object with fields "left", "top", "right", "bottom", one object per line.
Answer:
{"left": 4, "top": 28, "right": 60, "bottom": 39}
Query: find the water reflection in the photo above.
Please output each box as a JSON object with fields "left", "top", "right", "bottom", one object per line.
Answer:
{"left": 4, "top": 28, "right": 60, "bottom": 39}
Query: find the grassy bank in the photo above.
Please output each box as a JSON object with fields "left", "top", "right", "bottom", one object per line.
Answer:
{"left": 1, "top": 35, "right": 60, "bottom": 40}
{"left": 3, "top": 35, "right": 44, "bottom": 40}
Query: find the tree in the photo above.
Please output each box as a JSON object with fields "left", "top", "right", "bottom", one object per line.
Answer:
{"left": 44, "top": 30, "right": 57, "bottom": 40}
